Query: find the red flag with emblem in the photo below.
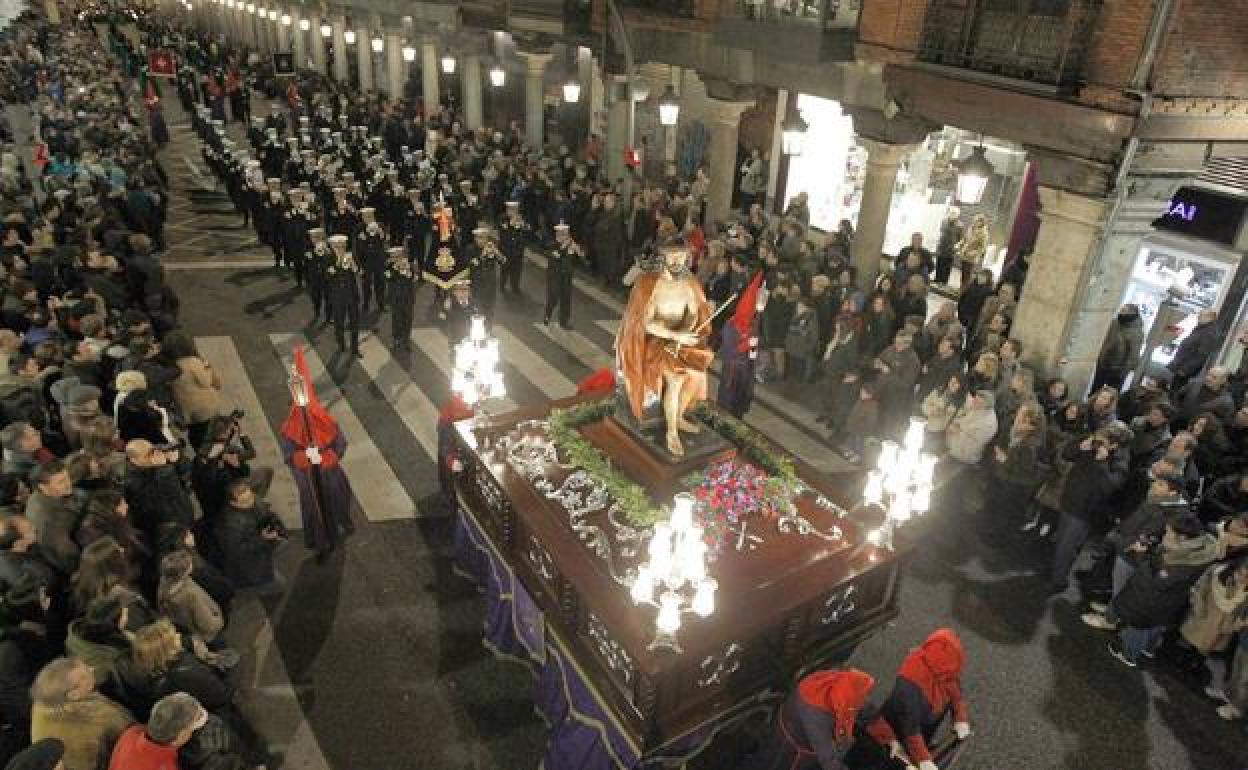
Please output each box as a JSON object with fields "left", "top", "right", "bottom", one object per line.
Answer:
{"left": 147, "top": 48, "right": 176, "bottom": 78}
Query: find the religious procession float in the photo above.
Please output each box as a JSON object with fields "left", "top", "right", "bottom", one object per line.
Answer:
{"left": 448, "top": 246, "right": 918, "bottom": 770}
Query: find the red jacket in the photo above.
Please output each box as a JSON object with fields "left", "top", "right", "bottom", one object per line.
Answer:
{"left": 109, "top": 725, "right": 179, "bottom": 770}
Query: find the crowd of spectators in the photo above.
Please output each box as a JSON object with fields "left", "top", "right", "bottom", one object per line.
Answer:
{"left": 697, "top": 183, "right": 1248, "bottom": 724}
{"left": 0, "top": 8, "right": 285, "bottom": 770}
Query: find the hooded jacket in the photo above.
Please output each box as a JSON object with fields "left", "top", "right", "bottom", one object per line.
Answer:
{"left": 867, "top": 629, "right": 968, "bottom": 764}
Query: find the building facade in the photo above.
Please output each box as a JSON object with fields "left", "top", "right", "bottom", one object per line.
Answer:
{"left": 181, "top": 0, "right": 1248, "bottom": 393}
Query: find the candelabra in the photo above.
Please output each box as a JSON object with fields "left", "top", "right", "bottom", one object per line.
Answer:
{"left": 450, "top": 315, "right": 505, "bottom": 448}
{"left": 862, "top": 417, "right": 937, "bottom": 551}
{"left": 629, "top": 493, "right": 717, "bottom": 653}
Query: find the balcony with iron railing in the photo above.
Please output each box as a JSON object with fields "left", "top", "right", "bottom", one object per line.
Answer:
{"left": 917, "top": 0, "right": 1102, "bottom": 93}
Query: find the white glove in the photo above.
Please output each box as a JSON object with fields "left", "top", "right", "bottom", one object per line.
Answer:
{"left": 888, "top": 740, "right": 905, "bottom": 760}
{"left": 304, "top": 446, "right": 322, "bottom": 465}
{"left": 954, "top": 721, "right": 972, "bottom": 740}
{"left": 919, "top": 761, "right": 939, "bottom": 770}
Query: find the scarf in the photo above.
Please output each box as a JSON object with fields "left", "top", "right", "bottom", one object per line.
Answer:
{"left": 797, "top": 669, "right": 874, "bottom": 744}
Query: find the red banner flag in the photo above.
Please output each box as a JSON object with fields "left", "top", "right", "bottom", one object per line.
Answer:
{"left": 147, "top": 48, "right": 176, "bottom": 78}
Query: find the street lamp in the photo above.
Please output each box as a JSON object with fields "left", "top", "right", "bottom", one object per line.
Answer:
{"left": 782, "top": 110, "right": 809, "bottom": 156}
{"left": 402, "top": 44, "right": 416, "bottom": 63}
{"left": 562, "top": 79, "right": 581, "bottom": 104}
{"left": 343, "top": 28, "right": 356, "bottom": 45}
{"left": 280, "top": 12, "right": 291, "bottom": 25}
{"left": 489, "top": 63, "right": 505, "bottom": 87}
{"left": 658, "top": 85, "right": 679, "bottom": 127}
{"left": 370, "top": 35, "right": 384, "bottom": 54}
{"left": 441, "top": 54, "right": 456, "bottom": 74}
{"left": 267, "top": 9, "right": 277, "bottom": 21}
{"left": 955, "top": 144, "right": 995, "bottom": 205}
{"left": 319, "top": 21, "right": 331, "bottom": 38}
{"left": 245, "top": 3, "right": 254, "bottom": 13}
{"left": 298, "top": 17, "right": 309, "bottom": 31}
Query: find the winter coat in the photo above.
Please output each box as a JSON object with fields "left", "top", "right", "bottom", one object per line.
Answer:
{"left": 171, "top": 356, "right": 224, "bottom": 424}
{"left": 821, "top": 327, "right": 861, "bottom": 383}
{"left": 31, "top": 694, "right": 134, "bottom": 770}
{"left": 916, "top": 353, "right": 964, "bottom": 401}
{"left": 120, "top": 650, "right": 233, "bottom": 720}
{"left": 945, "top": 398, "right": 998, "bottom": 465}
{"left": 761, "top": 296, "right": 794, "bottom": 349}
{"left": 1169, "top": 320, "right": 1220, "bottom": 380}
{"left": 1058, "top": 441, "right": 1129, "bottom": 520}
{"left": 876, "top": 346, "right": 920, "bottom": 413}
{"left": 991, "top": 432, "right": 1043, "bottom": 487}
{"left": 158, "top": 576, "right": 224, "bottom": 643}
{"left": 957, "top": 282, "right": 993, "bottom": 331}
{"left": 1113, "top": 535, "right": 1218, "bottom": 629}
{"left": 212, "top": 503, "right": 280, "bottom": 589}
{"left": 785, "top": 307, "right": 821, "bottom": 360}
{"left": 24, "top": 491, "right": 80, "bottom": 575}
{"left": 1173, "top": 382, "right": 1235, "bottom": 426}
{"left": 860, "top": 310, "right": 895, "bottom": 360}
{"left": 1098, "top": 313, "right": 1144, "bottom": 372}
{"left": 1180, "top": 564, "right": 1248, "bottom": 653}
{"left": 123, "top": 463, "right": 195, "bottom": 542}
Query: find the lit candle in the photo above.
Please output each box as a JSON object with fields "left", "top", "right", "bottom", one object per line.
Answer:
{"left": 657, "top": 593, "right": 682, "bottom": 633}
{"left": 692, "top": 579, "right": 716, "bottom": 617}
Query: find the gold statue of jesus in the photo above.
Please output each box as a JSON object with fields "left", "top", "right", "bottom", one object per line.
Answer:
{"left": 616, "top": 246, "right": 714, "bottom": 456}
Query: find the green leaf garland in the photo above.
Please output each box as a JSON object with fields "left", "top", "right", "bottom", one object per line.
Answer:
{"left": 542, "top": 400, "right": 804, "bottom": 530}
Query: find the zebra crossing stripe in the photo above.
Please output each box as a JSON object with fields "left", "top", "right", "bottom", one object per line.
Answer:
{"left": 492, "top": 326, "right": 577, "bottom": 399}
{"left": 270, "top": 334, "right": 417, "bottom": 522}
{"left": 354, "top": 334, "right": 441, "bottom": 461}
{"left": 194, "top": 336, "right": 302, "bottom": 531}
{"left": 531, "top": 322, "right": 612, "bottom": 371}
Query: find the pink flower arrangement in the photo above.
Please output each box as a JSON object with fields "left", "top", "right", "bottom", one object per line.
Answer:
{"left": 689, "top": 460, "right": 780, "bottom": 555}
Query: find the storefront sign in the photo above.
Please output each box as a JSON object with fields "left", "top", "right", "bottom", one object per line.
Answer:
{"left": 1153, "top": 186, "right": 1247, "bottom": 246}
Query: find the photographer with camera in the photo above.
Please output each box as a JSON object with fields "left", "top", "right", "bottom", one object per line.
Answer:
{"left": 1049, "top": 421, "right": 1134, "bottom": 595}
{"left": 124, "top": 439, "right": 195, "bottom": 547}
{"left": 212, "top": 480, "right": 286, "bottom": 592}
{"left": 190, "top": 413, "right": 272, "bottom": 523}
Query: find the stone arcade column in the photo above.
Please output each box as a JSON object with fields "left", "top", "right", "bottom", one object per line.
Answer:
{"left": 851, "top": 139, "right": 912, "bottom": 290}
{"left": 421, "top": 39, "right": 440, "bottom": 113}
{"left": 705, "top": 97, "right": 754, "bottom": 225}
{"left": 332, "top": 16, "right": 349, "bottom": 84}
{"left": 309, "top": 12, "right": 328, "bottom": 75}
{"left": 385, "top": 32, "right": 404, "bottom": 100}
{"left": 292, "top": 13, "right": 307, "bottom": 69}
{"left": 1012, "top": 187, "right": 1111, "bottom": 393}
{"left": 356, "top": 21, "right": 374, "bottom": 93}
{"left": 274, "top": 9, "right": 289, "bottom": 53}
{"left": 522, "top": 53, "right": 552, "bottom": 150}
{"left": 462, "top": 55, "right": 484, "bottom": 131}
{"left": 604, "top": 74, "right": 630, "bottom": 185}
